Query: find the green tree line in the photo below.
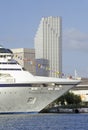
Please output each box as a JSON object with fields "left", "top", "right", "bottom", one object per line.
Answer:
{"left": 56, "top": 92, "right": 82, "bottom": 106}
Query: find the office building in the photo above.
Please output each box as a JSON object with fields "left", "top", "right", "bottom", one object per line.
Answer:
{"left": 11, "top": 48, "right": 35, "bottom": 75}
{"left": 35, "top": 16, "right": 62, "bottom": 77}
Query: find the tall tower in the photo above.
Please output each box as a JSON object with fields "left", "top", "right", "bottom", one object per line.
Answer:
{"left": 35, "top": 16, "right": 62, "bottom": 77}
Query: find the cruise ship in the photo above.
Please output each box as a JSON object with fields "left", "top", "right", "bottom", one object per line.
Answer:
{"left": 0, "top": 46, "right": 80, "bottom": 113}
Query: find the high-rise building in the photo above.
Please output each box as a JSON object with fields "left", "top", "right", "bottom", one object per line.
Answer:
{"left": 11, "top": 48, "right": 35, "bottom": 75}
{"left": 35, "top": 16, "right": 62, "bottom": 77}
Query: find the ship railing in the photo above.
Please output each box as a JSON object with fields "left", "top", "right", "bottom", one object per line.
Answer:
{"left": 0, "top": 73, "right": 15, "bottom": 83}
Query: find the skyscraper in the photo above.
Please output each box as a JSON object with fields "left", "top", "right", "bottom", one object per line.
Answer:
{"left": 35, "top": 16, "right": 62, "bottom": 77}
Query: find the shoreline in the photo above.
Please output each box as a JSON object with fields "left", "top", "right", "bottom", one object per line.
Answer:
{"left": 41, "top": 107, "right": 88, "bottom": 113}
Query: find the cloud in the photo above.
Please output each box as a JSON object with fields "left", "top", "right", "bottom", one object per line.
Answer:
{"left": 63, "top": 28, "right": 88, "bottom": 52}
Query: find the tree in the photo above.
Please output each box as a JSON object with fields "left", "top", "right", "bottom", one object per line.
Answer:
{"left": 56, "top": 92, "right": 82, "bottom": 106}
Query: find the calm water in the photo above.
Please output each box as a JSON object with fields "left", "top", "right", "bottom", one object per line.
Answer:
{"left": 0, "top": 113, "right": 88, "bottom": 130}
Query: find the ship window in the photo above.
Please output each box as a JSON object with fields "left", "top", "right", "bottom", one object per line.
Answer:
{"left": 0, "top": 68, "right": 21, "bottom": 70}
{"left": 0, "top": 55, "right": 6, "bottom": 58}
{"left": 8, "top": 62, "right": 17, "bottom": 64}
{"left": 0, "top": 62, "right": 18, "bottom": 64}
{"left": 0, "top": 48, "right": 13, "bottom": 53}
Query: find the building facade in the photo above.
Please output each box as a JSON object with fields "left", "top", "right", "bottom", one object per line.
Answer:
{"left": 35, "top": 16, "right": 62, "bottom": 77}
{"left": 71, "top": 78, "right": 88, "bottom": 103}
{"left": 11, "top": 48, "right": 35, "bottom": 75}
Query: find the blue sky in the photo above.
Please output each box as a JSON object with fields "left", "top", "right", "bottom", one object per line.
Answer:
{"left": 0, "top": 0, "right": 88, "bottom": 77}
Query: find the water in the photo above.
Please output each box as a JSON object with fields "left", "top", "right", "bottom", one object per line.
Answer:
{"left": 0, "top": 113, "right": 88, "bottom": 130}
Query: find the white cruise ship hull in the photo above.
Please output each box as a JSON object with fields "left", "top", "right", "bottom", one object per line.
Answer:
{"left": 0, "top": 83, "right": 77, "bottom": 113}
{"left": 0, "top": 46, "right": 81, "bottom": 113}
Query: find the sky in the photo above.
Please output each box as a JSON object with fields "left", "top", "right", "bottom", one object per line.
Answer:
{"left": 0, "top": 0, "right": 88, "bottom": 77}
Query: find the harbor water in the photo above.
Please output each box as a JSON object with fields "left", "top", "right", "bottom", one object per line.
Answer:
{"left": 0, "top": 113, "right": 88, "bottom": 130}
